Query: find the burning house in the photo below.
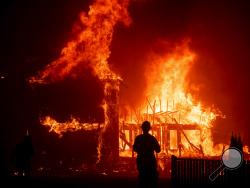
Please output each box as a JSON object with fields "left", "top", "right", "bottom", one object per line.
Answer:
{"left": 118, "top": 42, "right": 220, "bottom": 158}
{"left": 28, "top": 0, "right": 227, "bottom": 166}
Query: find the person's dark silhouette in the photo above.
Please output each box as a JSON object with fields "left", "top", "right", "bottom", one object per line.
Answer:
{"left": 14, "top": 134, "right": 34, "bottom": 176}
{"left": 133, "top": 121, "right": 161, "bottom": 188}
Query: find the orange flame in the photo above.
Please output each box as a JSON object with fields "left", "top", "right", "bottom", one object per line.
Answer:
{"left": 243, "top": 146, "right": 250, "bottom": 155}
{"left": 29, "top": 0, "right": 236, "bottom": 158}
{"left": 144, "top": 41, "right": 217, "bottom": 126}
{"left": 120, "top": 41, "right": 224, "bottom": 157}
{"left": 41, "top": 116, "right": 102, "bottom": 137}
{"left": 30, "top": 0, "right": 131, "bottom": 84}
{"left": 30, "top": 0, "right": 131, "bottom": 141}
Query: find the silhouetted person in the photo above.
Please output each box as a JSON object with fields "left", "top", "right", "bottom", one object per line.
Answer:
{"left": 14, "top": 134, "right": 34, "bottom": 176}
{"left": 133, "top": 121, "right": 161, "bottom": 188}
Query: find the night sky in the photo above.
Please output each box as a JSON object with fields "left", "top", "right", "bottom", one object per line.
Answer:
{"left": 1, "top": 0, "right": 250, "bottom": 168}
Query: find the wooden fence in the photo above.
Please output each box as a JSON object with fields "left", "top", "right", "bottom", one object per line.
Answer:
{"left": 171, "top": 155, "right": 250, "bottom": 185}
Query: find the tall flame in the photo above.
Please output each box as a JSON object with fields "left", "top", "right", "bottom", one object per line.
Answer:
{"left": 30, "top": 0, "right": 131, "bottom": 139}
{"left": 30, "top": 0, "right": 228, "bottom": 158}
{"left": 142, "top": 41, "right": 221, "bottom": 156}
{"left": 30, "top": 0, "right": 131, "bottom": 84}
{"left": 119, "top": 41, "right": 223, "bottom": 157}
{"left": 144, "top": 41, "right": 217, "bottom": 126}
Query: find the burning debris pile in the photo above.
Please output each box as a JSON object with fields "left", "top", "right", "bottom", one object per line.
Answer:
{"left": 119, "top": 41, "right": 223, "bottom": 157}
{"left": 29, "top": 0, "right": 225, "bottom": 163}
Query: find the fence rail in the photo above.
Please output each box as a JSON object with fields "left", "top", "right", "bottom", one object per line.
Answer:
{"left": 171, "top": 155, "right": 250, "bottom": 184}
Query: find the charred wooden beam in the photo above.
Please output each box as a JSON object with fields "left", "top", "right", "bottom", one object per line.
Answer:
{"left": 119, "top": 131, "right": 133, "bottom": 149}
{"left": 99, "top": 78, "right": 120, "bottom": 166}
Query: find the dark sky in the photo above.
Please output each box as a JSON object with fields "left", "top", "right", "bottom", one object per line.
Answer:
{"left": 1, "top": 0, "right": 250, "bottom": 161}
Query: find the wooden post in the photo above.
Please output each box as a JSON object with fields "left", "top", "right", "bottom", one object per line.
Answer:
{"left": 177, "top": 129, "right": 181, "bottom": 157}
{"left": 99, "top": 78, "right": 120, "bottom": 167}
{"left": 171, "top": 155, "right": 177, "bottom": 184}
{"left": 201, "top": 159, "right": 204, "bottom": 184}
{"left": 152, "top": 100, "right": 156, "bottom": 125}
{"left": 166, "top": 128, "right": 170, "bottom": 155}
{"left": 160, "top": 126, "right": 163, "bottom": 151}
{"left": 129, "top": 128, "right": 132, "bottom": 146}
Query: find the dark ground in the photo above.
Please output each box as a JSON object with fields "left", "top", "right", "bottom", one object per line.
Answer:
{"left": 3, "top": 176, "right": 169, "bottom": 188}
{"left": 1, "top": 176, "right": 245, "bottom": 188}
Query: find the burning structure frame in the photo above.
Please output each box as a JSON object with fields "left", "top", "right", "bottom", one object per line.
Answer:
{"left": 119, "top": 99, "right": 205, "bottom": 158}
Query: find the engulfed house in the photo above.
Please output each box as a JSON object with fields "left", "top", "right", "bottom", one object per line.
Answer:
{"left": 119, "top": 99, "right": 206, "bottom": 158}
